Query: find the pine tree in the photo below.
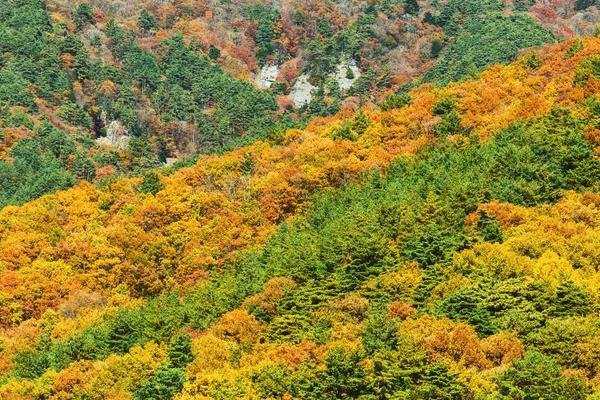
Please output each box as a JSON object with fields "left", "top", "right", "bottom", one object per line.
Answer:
{"left": 73, "top": 4, "right": 95, "bottom": 31}
{"left": 106, "top": 311, "right": 145, "bottom": 354}
{"left": 345, "top": 67, "right": 355, "bottom": 80}
{"left": 551, "top": 281, "right": 593, "bottom": 317}
{"left": 137, "top": 9, "right": 159, "bottom": 36}
{"left": 168, "top": 333, "right": 194, "bottom": 369}
{"left": 431, "top": 39, "right": 443, "bottom": 58}
{"left": 575, "top": 0, "right": 596, "bottom": 11}
{"left": 475, "top": 210, "right": 504, "bottom": 243}
{"left": 495, "top": 351, "right": 591, "bottom": 399}
{"left": 360, "top": 314, "right": 399, "bottom": 356}
{"left": 352, "top": 109, "right": 370, "bottom": 136}
{"left": 138, "top": 170, "right": 164, "bottom": 195}
{"left": 72, "top": 51, "right": 91, "bottom": 81}
{"left": 72, "top": 154, "right": 96, "bottom": 182}
{"left": 133, "top": 367, "right": 186, "bottom": 400}
{"left": 209, "top": 44, "right": 221, "bottom": 60}
{"left": 240, "top": 152, "right": 255, "bottom": 175}
{"left": 404, "top": 0, "right": 420, "bottom": 15}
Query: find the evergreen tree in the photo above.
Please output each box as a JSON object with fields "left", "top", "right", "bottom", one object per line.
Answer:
{"left": 240, "top": 152, "right": 255, "bottom": 175}
{"left": 73, "top": 51, "right": 91, "bottom": 81}
{"left": 379, "top": 93, "right": 412, "bottom": 111}
{"left": 142, "top": 293, "right": 186, "bottom": 343}
{"left": 403, "top": 223, "right": 458, "bottom": 267}
{"left": 13, "top": 349, "right": 50, "bottom": 379}
{"left": 138, "top": 170, "right": 165, "bottom": 195}
{"left": 431, "top": 39, "right": 443, "bottom": 58}
{"left": 352, "top": 109, "right": 371, "bottom": 136}
{"left": 360, "top": 314, "right": 399, "bottom": 356}
{"left": 133, "top": 367, "right": 186, "bottom": 400}
{"left": 575, "top": 0, "right": 596, "bottom": 11}
{"left": 475, "top": 210, "right": 504, "bottom": 243}
{"left": 565, "top": 38, "right": 584, "bottom": 60}
{"left": 345, "top": 67, "right": 355, "bottom": 80}
{"left": 550, "top": 281, "right": 593, "bottom": 317}
{"left": 209, "top": 44, "right": 221, "bottom": 60}
{"left": 106, "top": 311, "right": 145, "bottom": 354}
{"left": 73, "top": 3, "right": 95, "bottom": 30}
{"left": 404, "top": 0, "right": 420, "bottom": 15}
{"left": 296, "top": 347, "right": 368, "bottom": 399}
{"left": 137, "top": 9, "right": 160, "bottom": 36}
{"left": 436, "top": 284, "right": 498, "bottom": 336}
{"left": 72, "top": 153, "right": 96, "bottom": 182}
{"left": 495, "top": 351, "right": 591, "bottom": 399}
{"left": 168, "top": 333, "right": 194, "bottom": 369}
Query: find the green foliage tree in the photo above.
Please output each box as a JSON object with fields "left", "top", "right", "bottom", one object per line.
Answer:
{"left": 72, "top": 153, "right": 96, "bottom": 182}
{"left": 361, "top": 314, "right": 399, "bottom": 356}
{"left": 404, "top": 0, "right": 420, "bottom": 15}
{"left": 13, "top": 349, "right": 50, "bottom": 379}
{"left": 494, "top": 351, "right": 591, "bottom": 399}
{"left": 295, "top": 347, "right": 368, "bottom": 399}
{"left": 379, "top": 93, "right": 411, "bottom": 111}
{"left": 106, "top": 310, "right": 146, "bottom": 355}
{"left": 370, "top": 337, "right": 466, "bottom": 399}
{"left": 138, "top": 170, "right": 165, "bottom": 195}
{"left": 133, "top": 367, "right": 186, "bottom": 400}
{"left": 137, "top": 8, "right": 159, "bottom": 35}
{"left": 143, "top": 293, "right": 186, "bottom": 343}
{"left": 73, "top": 3, "right": 95, "bottom": 31}
{"left": 435, "top": 284, "right": 498, "bottom": 336}
{"left": 168, "top": 333, "right": 194, "bottom": 369}
{"left": 208, "top": 44, "right": 221, "bottom": 60}
{"left": 475, "top": 210, "right": 504, "bottom": 243}
{"left": 352, "top": 109, "right": 371, "bottom": 136}
{"left": 423, "top": 13, "right": 554, "bottom": 85}
{"left": 565, "top": 38, "right": 585, "bottom": 60}
{"left": 550, "top": 281, "right": 593, "bottom": 317}
{"left": 575, "top": 0, "right": 596, "bottom": 11}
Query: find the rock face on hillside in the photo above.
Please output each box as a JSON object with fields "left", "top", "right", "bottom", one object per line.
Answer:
{"left": 96, "top": 120, "right": 130, "bottom": 150}
{"left": 289, "top": 74, "right": 317, "bottom": 106}
{"left": 255, "top": 64, "right": 280, "bottom": 89}
{"left": 288, "top": 60, "right": 361, "bottom": 107}
{"left": 335, "top": 59, "right": 361, "bottom": 90}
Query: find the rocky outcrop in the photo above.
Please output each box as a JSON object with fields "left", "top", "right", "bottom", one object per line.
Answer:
{"left": 335, "top": 59, "right": 361, "bottom": 90}
{"left": 256, "top": 59, "right": 360, "bottom": 107}
{"left": 255, "top": 64, "right": 280, "bottom": 89}
{"left": 289, "top": 74, "right": 316, "bottom": 107}
{"left": 96, "top": 119, "right": 130, "bottom": 150}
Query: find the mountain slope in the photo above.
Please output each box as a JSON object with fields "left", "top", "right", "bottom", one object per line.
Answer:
{"left": 2, "top": 0, "right": 595, "bottom": 213}
{"left": 2, "top": 36, "right": 600, "bottom": 398}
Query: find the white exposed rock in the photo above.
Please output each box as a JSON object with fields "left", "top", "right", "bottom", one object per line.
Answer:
{"left": 164, "top": 157, "right": 178, "bottom": 167}
{"left": 255, "top": 64, "right": 280, "bottom": 89}
{"left": 96, "top": 120, "right": 130, "bottom": 150}
{"left": 289, "top": 74, "right": 316, "bottom": 106}
{"left": 287, "top": 60, "right": 360, "bottom": 107}
{"left": 335, "top": 59, "right": 361, "bottom": 90}
{"left": 82, "top": 27, "right": 105, "bottom": 42}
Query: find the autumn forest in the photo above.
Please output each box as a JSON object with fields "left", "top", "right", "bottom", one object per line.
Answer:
{"left": 3, "top": 0, "right": 600, "bottom": 399}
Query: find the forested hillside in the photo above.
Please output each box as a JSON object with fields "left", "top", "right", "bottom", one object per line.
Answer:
{"left": 1, "top": 0, "right": 596, "bottom": 211}
{"left": 3, "top": 15, "right": 600, "bottom": 396}
{"left": 5, "top": 0, "right": 600, "bottom": 399}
